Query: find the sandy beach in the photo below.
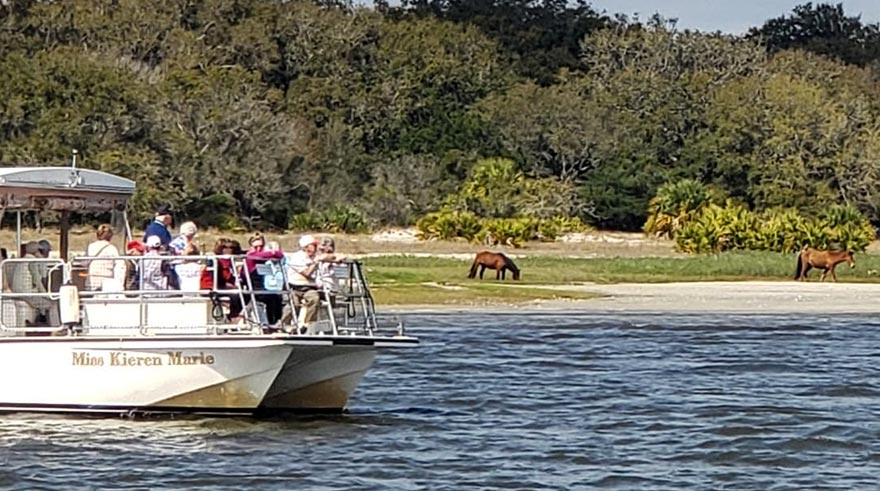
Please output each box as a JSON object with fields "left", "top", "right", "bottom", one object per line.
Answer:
{"left": 391, "top": 281, "right": 880, "bottom": 314}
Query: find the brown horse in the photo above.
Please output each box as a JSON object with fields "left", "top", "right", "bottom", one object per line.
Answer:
{"left": 794, "top": 247, "right": 855, "bottom": 282}
{"left": 468, "top": 251, "right": 520, "bottom": 280}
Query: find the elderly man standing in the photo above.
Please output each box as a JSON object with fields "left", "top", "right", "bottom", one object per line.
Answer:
{"left": 285, "top": 234, "right": 323, "bottom": 334}
{"left": 143, "top": 205, "right": 173, "bottom": 246}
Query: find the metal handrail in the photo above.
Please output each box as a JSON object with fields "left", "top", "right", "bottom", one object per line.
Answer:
{"left": 0, "top": 255, "right": 395, "bottom": 337}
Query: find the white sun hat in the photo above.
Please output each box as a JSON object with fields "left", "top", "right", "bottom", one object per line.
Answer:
{"left": 298, "top": 234, "right": 318, "bottom": 249}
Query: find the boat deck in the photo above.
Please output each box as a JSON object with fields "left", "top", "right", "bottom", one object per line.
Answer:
{"left": 0, "top": 256, "right": 405, "bottom": 340}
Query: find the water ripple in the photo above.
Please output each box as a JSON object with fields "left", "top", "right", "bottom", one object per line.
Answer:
{"left": 1, "top": 312, "right": 879, "bottom": 490}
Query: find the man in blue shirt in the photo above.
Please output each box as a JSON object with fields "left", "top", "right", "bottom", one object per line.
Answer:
{"left": 143, "top": 205, "right": 173, "bottom": 246}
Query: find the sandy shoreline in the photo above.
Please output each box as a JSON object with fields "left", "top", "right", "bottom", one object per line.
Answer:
{"left": 387, "top": 281, "right": 880, "bottom": 314}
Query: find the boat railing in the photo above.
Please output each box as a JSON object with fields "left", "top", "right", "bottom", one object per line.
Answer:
{"left": 0, "top": 258, "right": 67, "bottom": 334}
{"left": 0, "top": 254, "right": 402, "bottom": 337}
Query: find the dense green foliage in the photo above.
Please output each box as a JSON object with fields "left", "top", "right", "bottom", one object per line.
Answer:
{"left": 644, "top": 179, "right": 877, "bottom": 254}
{"left": 1, "top": 1, "right": 879, "bottom": 235}
{"left": 748, "top": 3, "right": 880, "bottom": 66}
{"left": 644, "top": 179, "right": 715, "bottom": 239}
{"left": 415, "top": 158, "right": 588, "bottom": 246}
{"left": 675, "top": 203, "right": 876, "bottom": 253}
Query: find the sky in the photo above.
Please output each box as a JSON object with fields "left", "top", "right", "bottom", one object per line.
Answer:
{"left": 586, "top": 0, "right": 880, "bottom": 34}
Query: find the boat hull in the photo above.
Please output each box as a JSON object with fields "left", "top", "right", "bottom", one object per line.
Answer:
{"left": 0, "top": 336, "right": 416, "bottom": 416}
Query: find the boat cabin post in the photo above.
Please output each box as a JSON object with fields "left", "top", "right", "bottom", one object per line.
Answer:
{"left": 15, "top": 211, "right": 21, "bottom": 258}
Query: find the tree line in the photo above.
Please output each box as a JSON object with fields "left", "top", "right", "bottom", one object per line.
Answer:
{"left": 1, "top": 1, "right": 879, "bottom": 233}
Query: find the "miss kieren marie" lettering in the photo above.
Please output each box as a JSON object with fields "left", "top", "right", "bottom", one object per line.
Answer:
{"left": 72, "top": 351, "right": 216, "bottom": 367}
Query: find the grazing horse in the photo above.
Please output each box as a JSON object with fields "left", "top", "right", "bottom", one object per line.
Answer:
{"left": 468, "top": 251, "right": 520, "bottom": 280}
{"left": 794, "top": 247, "right": 855, "bottom": 282}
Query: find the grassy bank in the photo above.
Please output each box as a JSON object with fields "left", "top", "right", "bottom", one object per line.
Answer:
{"left": 363, "top": 251, "right": 880, "bottom": 305}
{"left": 8, "top": 227, "right": 879, "bottom": 306}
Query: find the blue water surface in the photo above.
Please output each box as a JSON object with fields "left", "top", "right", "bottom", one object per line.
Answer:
{"left": 1, "top": 312, "right": 879, "bottom": 490}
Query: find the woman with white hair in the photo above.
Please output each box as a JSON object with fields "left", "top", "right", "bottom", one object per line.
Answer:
{"left": 169, "top": 221, "right": 198, "bottom": 256}
{"left": 316, "top": 237, "right": 341, "bottom": 293}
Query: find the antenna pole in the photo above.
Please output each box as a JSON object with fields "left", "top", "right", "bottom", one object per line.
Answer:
{"left": 71, "top": 149, "right": 78, "bottom": 169}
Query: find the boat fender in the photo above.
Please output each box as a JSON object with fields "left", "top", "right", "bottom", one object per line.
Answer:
{"left": 59, "top": 281, "right": 81, "bottom": 325}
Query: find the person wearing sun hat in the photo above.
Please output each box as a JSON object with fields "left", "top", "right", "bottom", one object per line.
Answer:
{"left": 143, "top": 204, "right": 173, "bottom": 246}
{"left": 124, "top": 239, "right": 145, "bottom": 291}
{"left": 284, "top": 234, "right": 326, "bottom": 334}
{"left": 140, "top": 235, "right": 169, "bottom": 290}
{"left": 126, "top": 240, "right": 145, "bottom": 255}
{"left": 286, "top": 234, "right": 320, "bottom": 285}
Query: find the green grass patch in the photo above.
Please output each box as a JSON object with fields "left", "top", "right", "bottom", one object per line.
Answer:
{"left": 363, "top": 251, "right": 880, "bottom": 286}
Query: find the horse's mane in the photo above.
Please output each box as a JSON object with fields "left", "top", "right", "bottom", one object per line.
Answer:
{"left": 498, "top": 252, "right": 519, "bottom": 272}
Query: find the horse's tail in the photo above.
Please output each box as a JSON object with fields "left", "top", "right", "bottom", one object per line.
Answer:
{"left": 501, "top": 253, "right": 520, "bottom": 280}
{"left": 468, "top": 258, "right": 479, "bottom": 279}
{"left": 794, "top": 250, "right": 804, "bottom": 280}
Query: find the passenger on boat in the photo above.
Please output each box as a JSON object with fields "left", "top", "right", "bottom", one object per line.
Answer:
{"left": 223, "top": 239, "right": 245, "bottom": 321}
{"left": 285, "top": 234, "right": 322, "bottom": 333}
{"left": 85, "top": 224, "right": 125, "bottom": 291}
{"left": 141, "top": 235, "right": 172, "bottom": 290}
{"left": 201, "top": 238, "right": 243, "bottom": 321}
{"left": 143, "top": 204, "right": 173, "bottom": 246}
{"left": 265, "top": 240, "right": 287, "bottom": 286}
{"left": 33, "top": 240, "right": 53, "bottom": 291}
{"left": 169, "top": 221, "right": 198, "bottom": 255}
{"left": 124, "top": 240, "right": 144, "bottom": 291}
{"left": 245, "top": 233, "right": 284, "bottom": 325}
{"left": 200, "top": 238, "right": 223, "bottom": 290}
{"left": 8, "top": 242, "right": 40, "bottom": 324}
{"left": 174, "top": 243, "right": 203, "bottom": 293}
{"left": 316, "top": 237, "right": 342, "bottom": 293}
{"left": 9, "top": 241, "right": 59, "bottom": 326}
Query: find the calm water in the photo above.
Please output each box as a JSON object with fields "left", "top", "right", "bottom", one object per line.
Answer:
{"left": 2, "top": 312, "right": 879, "bottom": 490}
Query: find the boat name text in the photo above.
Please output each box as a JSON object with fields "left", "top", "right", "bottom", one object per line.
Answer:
{"left": 72, "top": 351, "right": 216, "bottom": 367}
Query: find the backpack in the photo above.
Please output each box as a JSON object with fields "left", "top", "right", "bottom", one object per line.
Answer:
{"left": 257, "top": 261, "right": 284, "bottom": 292}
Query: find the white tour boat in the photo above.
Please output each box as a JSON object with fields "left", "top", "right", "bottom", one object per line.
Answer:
{"left": 0, "top": 163, "right": 417, "bottom": 416}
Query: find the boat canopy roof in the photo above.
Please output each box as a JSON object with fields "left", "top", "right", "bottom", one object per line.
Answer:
{"left": 0, "top": 167, "right": 134, "bottom": 212}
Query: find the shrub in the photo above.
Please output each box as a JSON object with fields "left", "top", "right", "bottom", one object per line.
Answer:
{"left": 288, "top": 211, "right": 324, "bottom": 232}
{"left": 537, "top": 216, "right": 589, "bottom": 241}
{"left": 288, "top": 206, "right": 368, "bottom": 234}
{"left": 675, "top": 202, "right": 876, "bottom": 254}
{"left": 477, "top": 217, "right": 539, "bottom": 248}
{"left": 749, "top": 208, "right": 806, "bottom": 252}
{"left": 644, "top": 179, "right": 713, "bottom": 239}
{"left": 454, "top": 158, "right": 524, "bottom": 218}
{"left": 416, "top": 209, "right": 482, "bottom": 241}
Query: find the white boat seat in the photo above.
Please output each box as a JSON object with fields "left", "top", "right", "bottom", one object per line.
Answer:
{"left": 1, "top": 299, "right": 36, "bottom": 332}
{"left": 82, "top": 296, "right": 213, "bottom": 334}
